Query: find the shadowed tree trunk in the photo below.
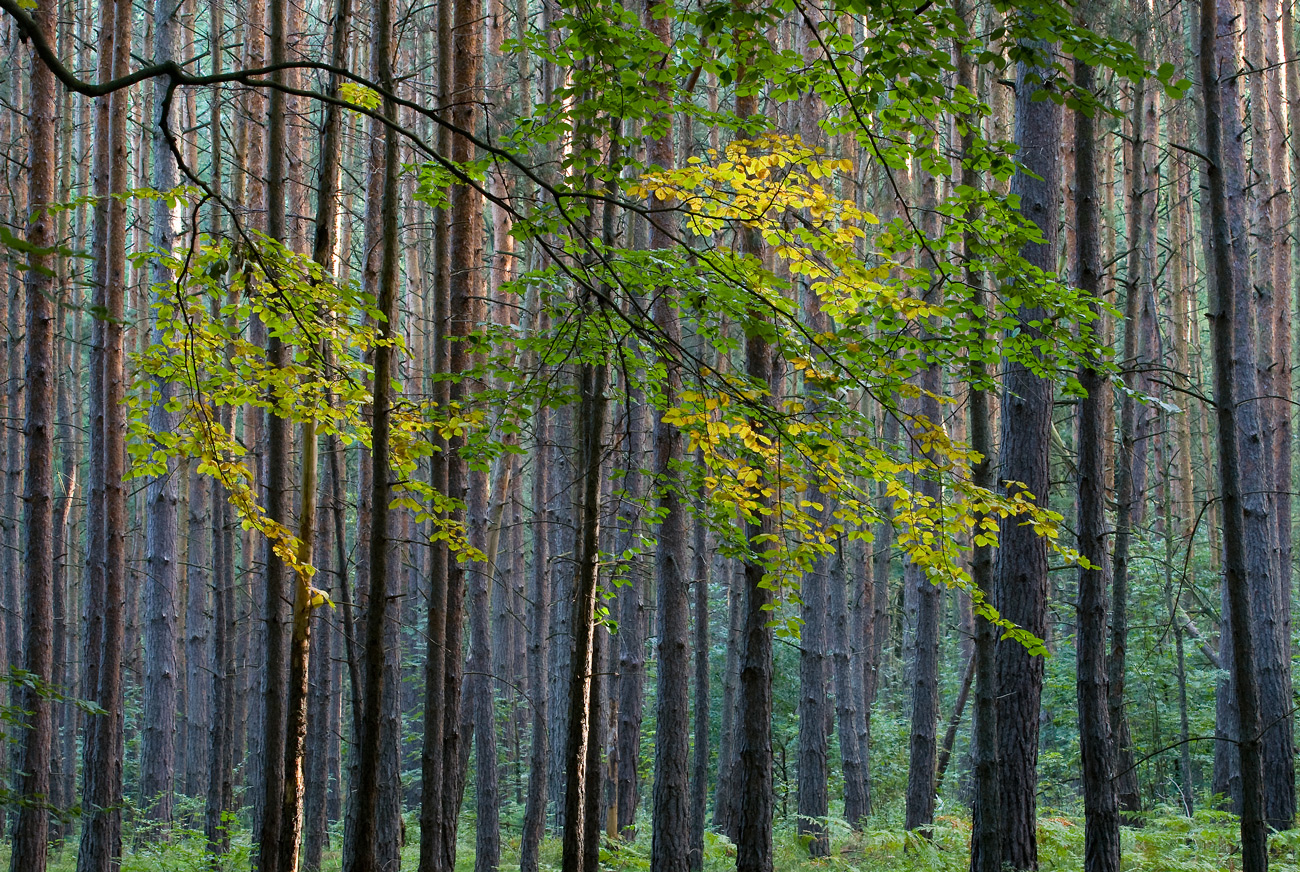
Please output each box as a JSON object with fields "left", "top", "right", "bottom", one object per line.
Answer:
{"left": 520, "top": 386, "right": 551, "bottom": 872}
{"left": 342, "top": 0, "right": 401, "bottom": 860}
{"left": 1199, "top": 0, "right": 1268, "bottom": 867}
{"left": 1243, "top": 0, "right": 1295, "bottom": 830}
{"left": 647, "top": 2, "right": 691, "bottom": 868}
{"left": 690, "top": 481, "right": 711, "bottom": 869}
{"left": 141, "top": 0, "right": 182, "bottom": 831}
{"left": 1108, "top": 70, "right": 1152, "bottom": 821}
{"left": 993, "top": 39, "right": 1060, "bottom": 872}
{"left": 76, "top": 0, "right": 130, "bottom": 867}
{"left": 8, "top": 0, "right": 57, "bottom": 866}
{"left": 1073, "top": 56, "right": 1121, "bottom": 872}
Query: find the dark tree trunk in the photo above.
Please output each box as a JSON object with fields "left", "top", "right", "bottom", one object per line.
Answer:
{"left": 1108, "top": 73, "right": 1151, "bottom": 821}
{"left": 142, "top": 0, "right": 182, "bottom": 831}
{"left": 1243, "top": 0, "right": 1295, "bottom": 830}
{"left": 255, "top": 0, "right": 293, "bottom": 858}
{"left": 796, "top": 495, "right": 831, "bottom": 855}
{"left": 690, "top": 484, "right": 710, "bottom": 869}
{"left": 417, "top": 0, "right": 453, "bottom": 860}
{"left": 1199, "top": 0, "right": 1268, "bottom": 867}
{"left": 993, "top": 42, "right": 1060, "bottom": 872}
{"left": 467, "top": 459, "right": 501, "bottom": 872}
{"left": 1073, "top": 57, "right": 1121, "bottom": 872}
{"left": 614, "top": 399, "right": 646, "bottom": 837}
{"left": 76, "top": 0, "right": 130, "bottom": 867}
{"left": 830, "top": 537, "right": 867, "bottom": 826}
{"left": 343, "top": 0, "right": 401, "bottom": 860}
{"left": 647, "top": 5, "right": 690, "bottom": 867}
{"left": 434, "top": 0, "right": 484, "bottom": 860}
{"left": 560, "top": 359, "right": 609, "bottom": 872}
{"left": 520, "top": 393, "right": 551, "bottom": 872}
{"left": 903, "top": 334, "right": 941, "bottom": 833}
{"left": 8, "top": 1, "right": 57, "bottom": 866}
{"left": 184, "top": 466, "right": 211, "bottom": 800}
{"left": 733, "top": 95, "right": 776, "bottom": 869}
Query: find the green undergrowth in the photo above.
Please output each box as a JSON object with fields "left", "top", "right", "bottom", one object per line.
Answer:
{"left": 8, "top": 806, "right": 1297, "bottom": 871}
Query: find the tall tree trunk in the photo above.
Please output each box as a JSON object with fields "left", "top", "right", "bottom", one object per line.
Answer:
{"left": 141, "top": 0, "right": 182, "bottom": 832}
{"left": 417, "top": 0, "right": 454, "bottom": 859}
{"left": 560, "top": 357, "right": 610, "bottom": 872}
{"left": 690, "top": 483, "right": 711, "bottom": 869}
{"left": 1108, "top": 74, "right": 1151, "bottom": 821}
{"left": 8, "top": 1, "right": 57, "bottom": 866}
{"left": 76, "top": 0, "right": 130, "bottom": 867}
{"left": 614, "top": 400, "right": 647, "bottom": 837}
{"left": 344, "top": 0, "right": 401, "bottom": 860}
{"left": 520, "top": 389, "right": 551, "bottom": 872}
{"left": 993, "top": 41, "right": 1059, "bottom": 872}
{"left": 647, "top": 2, "right": 690, "bottom": 868}
{"left": 958, "top": 14, "right": 998, "bottom": 872}
{"left": 1199, "top": 0, "right": 1268, "bottom": 867}
{"left": 1073, "top": 56, "right": 1121, "bottom": 872}
{"left": 276, "top": 0, "right": 351, "bottom": 861}
{"left": 254, "top": 0, "right": 294, "bottom": 857}
{"left": 434, "top": 0, "right": 485, "bottom": 859}
{"left": 904, "top": 155, "right": 943, "bottom": 836}
{"left": 1243, "top": 0, "right": 1295, "bottom": 829}
{"left": 184, "top": 465, "right": 211, "bottom": 800}
{"left": 831, "top": 535, "right": 867, "bottom": 826}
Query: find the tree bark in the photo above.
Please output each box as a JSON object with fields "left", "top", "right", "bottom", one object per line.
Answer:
{"left": 343, "top": 0, "right": 401, "bottom": 859}
{"left": 1243, "top": 0, "right": 1295, "bottom": 829}
{"left": 1199, "top": 0, "right": 1268, "bottom": 867}
{"left": 647, "top": 3, "right": 690, "bottom": 867}
{"left": 520, "top": 390, "right": 551, "bottom": 872}
{"left": 141, "top": 0, "right": 183, "bottom": 830}
{"left": 8, "top": 0, "right": 57, "bottom": 866}
{"left": 690, "top": 483, "right": 711, "bottom": 869}
{"left": 993, "top": 41, "right": 1059, "bottom": 872}
{"left": 560, "top": 358, "right": 610, "bottom": 872}
{"left": 254, "top": 0, "right": 294, "bottom": 857}
{"left": 831, "top": 535, "right": 867, "bottom": 826}
{"left": 76, "top": 0, "right": 130, "bottom": 866}
{"left": 1108, "top": 73, "right": 1151, "bottom": 821}
{"left": 1073, "top": 56, "right": 1121, "bottom": 872}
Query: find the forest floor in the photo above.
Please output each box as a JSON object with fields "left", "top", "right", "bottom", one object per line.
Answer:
{"left": 11, "top": 808, "right": 1300, "bottom": 872}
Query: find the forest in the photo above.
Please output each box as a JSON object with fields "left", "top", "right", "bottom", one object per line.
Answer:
{"left": 0, "top": 0, "right": 1297, "bottom": 870}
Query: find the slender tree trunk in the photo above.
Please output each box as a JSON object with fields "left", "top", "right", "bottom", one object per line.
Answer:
{"left": 993, "top": 42, "right": 1060, "bottom": 872}
{"left": 254, "top": 0, "right": 294, "bottom": 857}
{"left": 690, "top": 484, "right": 710, "bottom": 869}
{"left": 1199, "top": 0, "right": 1268, "bottom": 867}
{"left": 560, "top": 357, "right": 610, "bottom": 872}
{"left": 520, "top": 391, "right": 551, "bottom": 872}
{"left": 904, "top": 158, "right": 943, "bottom": 835}
{"left": 8, "top": 2, "right": 57, "bottom": 866}
{"left": 140, "top": 0, "right": 183, "bottom": 831}
{"left": 614, "top": 401, "right": 646, "bottom": 837}
{"left": 434, "top": 0, "right": 484, "bottom": 860}
{"left": 344, "top": 0, "right": 400, "bottom": 860}
{"left": 934, "top": 654, "right": 974, "bottom": 790}
{"left": 276, "top": 0, "right": 350, "bottom": 861}
{"left": 647, "top": 4, "right": 690, "bottom": 867}
{"left": 1073, "top": 57, "right": 1121, "bottom": 872}
{"left": 1243, "top": 0, "right": 1295, "bottom": 829}
{"left": 76, "top": 0, "right": 130, "bottom": 866}
{"left": 417, "top": 0, "right": 453, "bottom": 858}
{"left": 958, "top": 12, "right": 997, "bottom": 871}
{"left": 1108, "top": 74, "right": 1151, "bottom": 821}
{"left": 831, "top": 536, "right": 867, "bottom": 825}
{"left": 184, "top": 464, "right": 211, "bottom": 800}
